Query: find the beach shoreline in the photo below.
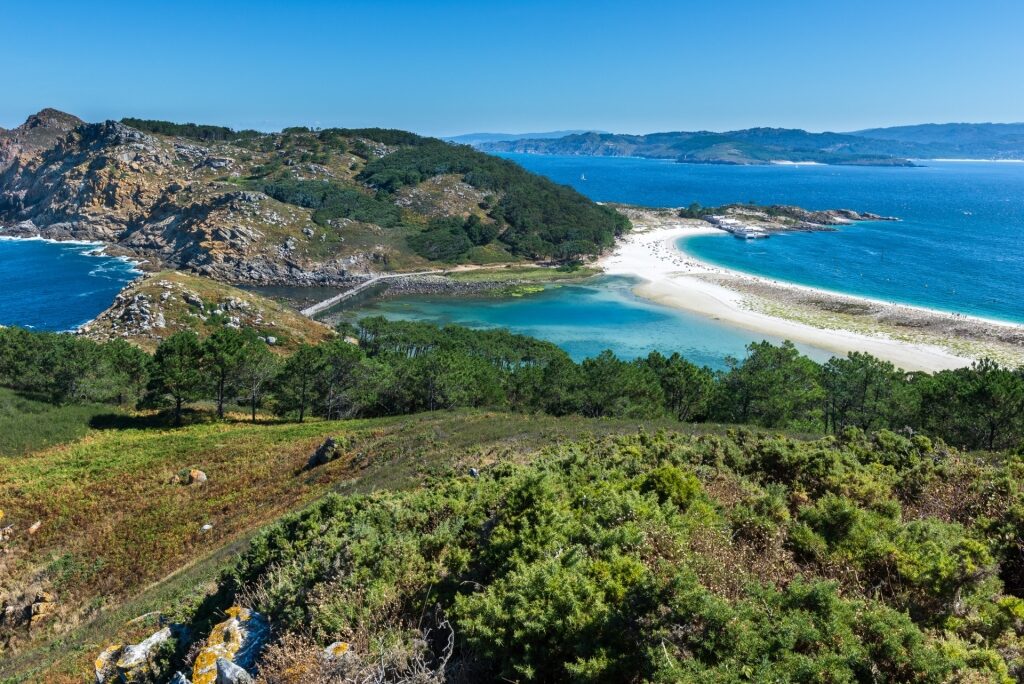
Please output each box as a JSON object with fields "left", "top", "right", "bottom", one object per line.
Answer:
{"left": 599, "top": 207, "right": 1024, "bottom": 372}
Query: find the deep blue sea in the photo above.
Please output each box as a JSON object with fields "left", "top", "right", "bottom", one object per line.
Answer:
{"left": 0, "top": 238, "right": 140, "bottom": 331}
{"left": 499, "top": 154, "right": 1024, "bottom": 324}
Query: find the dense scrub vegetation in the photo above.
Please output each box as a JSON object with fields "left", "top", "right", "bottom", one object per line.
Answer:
{"left": 261, "top": 177, "right": 404, "bottom": 228}
{"left": 0, "top": 410, "right": 683, "bottom": 680}
{"left": 222, "top": 429, "right": 1024, "bottom": 681}
{"left": 2, "top": 322, "right": 1022, "bottom": 451}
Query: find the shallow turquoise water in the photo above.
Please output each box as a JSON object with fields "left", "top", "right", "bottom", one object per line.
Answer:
{"left": 499, "top": 154, "right": 1024, "bottom": 323}
{"left": 0, "top": 238, "right": 140, "bottom": 331}
{"left": 350, "top": 276, "right": 830, "bottom": 369}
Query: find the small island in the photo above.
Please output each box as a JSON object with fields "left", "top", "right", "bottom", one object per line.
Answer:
{"left": 677, "top": 202, "right": 899, "bottom": 239}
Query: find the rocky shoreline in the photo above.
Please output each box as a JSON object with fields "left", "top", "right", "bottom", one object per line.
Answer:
{"left": 693, "top": 204, "right": 899, "bottom": 237}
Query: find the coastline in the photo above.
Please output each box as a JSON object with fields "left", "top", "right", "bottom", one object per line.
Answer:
{"left": 0, "top": 234, "right": 145, "bottom": 333}
{"left": 600, "top": 207, "right": 1024, "bottom": 372}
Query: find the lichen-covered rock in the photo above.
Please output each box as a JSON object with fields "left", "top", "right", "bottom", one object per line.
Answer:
{"left": 188, "top": 469, "right": 208, "bottom": 485}
{"left": 94, "top": 643, "right": 123, "bottom": 683}
{"left": 169, "top": 672, "right": 192, "bottom": 684}
{"left": 116, "top": 626, "right": 172, "bottom": 683}
{"left": 323, "top": 640, "right": 350, "bottom": 659}
{"left": 28, "top": 590, "right": 56, "bottom": 630}
{"left": 94, "top": 625, "right": 178, "bottom": 684}
{"left": 191, "top": 607, "right": 268, "bottom": 684}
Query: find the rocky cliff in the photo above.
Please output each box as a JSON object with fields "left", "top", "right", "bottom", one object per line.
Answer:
{"left": 0, "top": 108, "right": 83, "bottom": 173}
{"left": 0, "top": 114, "right": 389, "bottom": 284}
{"left": 0, "top": 112, "right": 512, "bottom": 285}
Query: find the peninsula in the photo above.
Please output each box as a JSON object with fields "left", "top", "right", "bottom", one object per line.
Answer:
{"left": 603, "top": 205, "right": 1024, "bottom": 371}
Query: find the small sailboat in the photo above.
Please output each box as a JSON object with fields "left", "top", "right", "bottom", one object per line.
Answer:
{"left": 580, "top": 173, "right": 587, "bottom": 181}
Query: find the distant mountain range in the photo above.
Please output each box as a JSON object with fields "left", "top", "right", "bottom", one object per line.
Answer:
{"left": 475, "top": 123, "right": 1024, "bottom": 166}
{"left": 444, "top": 130, "right": 606, "bottom": 146}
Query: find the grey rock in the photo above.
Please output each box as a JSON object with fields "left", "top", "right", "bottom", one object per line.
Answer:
{"left": 306, "top": 437, "right": 340, "bottom": 469}
{"left": 215, "top": 658, "right": 253, "bottom": 684}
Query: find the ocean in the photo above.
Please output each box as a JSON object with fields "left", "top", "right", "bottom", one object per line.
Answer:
{"left": 499, "top": 154, "right": 1024, "bottom": 323}
{"left": 0, "top": 238, "right": 140, "bottom": 331}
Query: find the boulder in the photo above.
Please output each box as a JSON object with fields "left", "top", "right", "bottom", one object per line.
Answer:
{"left": 215, "top": 658, "right": 253, "bottom": 684}
{"left": 169, "top": 673, "right": 192, "bottom": 684}
{"left": 323, "top": 640, "right": 350, "bottom": 659}
{"left": 188, "top": 469, "right": 208, "bottom": 485}
{"left": 115, "top": 626, "right": 172, "bottom": 683}
{"left": 95, "top": 624, "right": 182, "bottom": 683}
{"left": 306, "top": 437, "right": 340, "bottom": 469}
{"left": 191, "top": 607, "right": 268, "bottom": 684}
{"left": 94, "top": 643, "right": 122, "bottom": 683}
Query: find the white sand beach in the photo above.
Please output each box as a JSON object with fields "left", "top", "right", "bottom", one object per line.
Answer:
{"left": 598, "top": 209, "right": 1023, "bottom": 372}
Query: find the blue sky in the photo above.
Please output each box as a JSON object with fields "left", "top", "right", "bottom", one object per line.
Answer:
{"left": 4, "top": 0, "right": 1023, "bottom": 135}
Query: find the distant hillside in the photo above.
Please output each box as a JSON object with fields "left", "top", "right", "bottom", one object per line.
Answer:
{"left": 0, "top": 111, "right": 628, "bottom": 286}
{"left": 849, "top": 122, "right": 1024, "bottom": 159}
{"left": 445, "top": 129, "right": 605, "bottom": 146}
{"left": 483, "top": 128, "right": 918, "bottom": 166}
{"left": 483, "top": 123, "right": 1024, "bottom": 164}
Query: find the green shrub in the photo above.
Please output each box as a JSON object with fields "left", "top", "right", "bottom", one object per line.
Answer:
{"left": 218, "top": 433, "right": 1010, "bottom": 682}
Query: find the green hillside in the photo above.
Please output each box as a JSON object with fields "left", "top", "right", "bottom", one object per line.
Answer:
{"left": 1, "top": 320, "right": 1023, "bottom": 682}
{"left": 124, "top": 118, "right": 630, "bottom": 264}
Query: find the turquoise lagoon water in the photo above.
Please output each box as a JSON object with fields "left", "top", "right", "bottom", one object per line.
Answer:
{"left": 0, "top": 238, "right": 140, "bottom": 331}
{"left": 350, "top": 276, "right": 829, "bottom": 368}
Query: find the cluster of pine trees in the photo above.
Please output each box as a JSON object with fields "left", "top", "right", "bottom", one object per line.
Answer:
{"left": 1, "top": 321, "right": 1022, "bottom": 451}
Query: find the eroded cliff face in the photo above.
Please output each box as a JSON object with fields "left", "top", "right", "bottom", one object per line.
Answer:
{"left": 0, "top": 111, "right": 422, "bottom": 285}
{"left": 0, "top": 108, "right": 83, "bottom": 173}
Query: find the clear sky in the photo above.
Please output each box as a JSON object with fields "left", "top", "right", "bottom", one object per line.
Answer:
{"left": 4, "top": 0, "right": 1023, "bottom": 136}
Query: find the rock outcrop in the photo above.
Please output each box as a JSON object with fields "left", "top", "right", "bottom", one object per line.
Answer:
{"left": 93, "top": 622, "right": 187, "bottom": 684}
{"left": 0, "top": 110, "right": 467, "bottom": 285}
{"left": 306, "top": 436, "right": 341, "bottom": 469}
{"left": 0, "top": 108, "right": 83, "bottom": 173}
{"left": 191, "top": 607, "right": 268, "bottom": 684}
{"left": 79, "top": 270, "right": 335, "bottom": 350}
